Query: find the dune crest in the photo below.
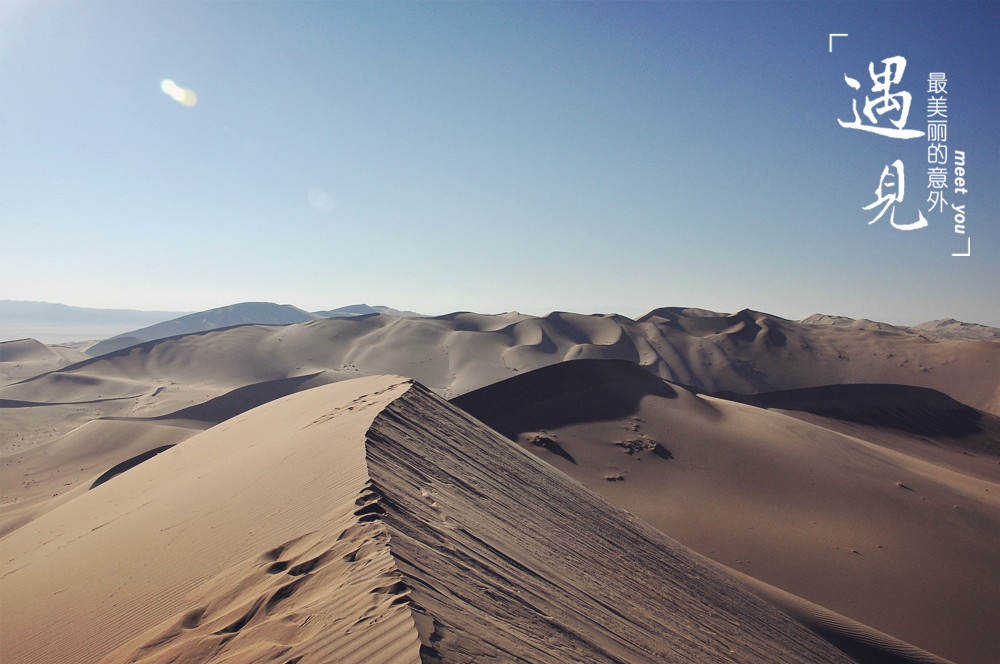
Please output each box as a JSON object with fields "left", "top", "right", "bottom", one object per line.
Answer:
{"left": 2, "top": 376, "right": 859, "bottom": 664}
{"left": 0, "top": 338, "right": 88, "bottom": 385}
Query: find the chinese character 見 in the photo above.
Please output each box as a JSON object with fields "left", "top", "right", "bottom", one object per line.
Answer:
{"left": 863, "top": 160, "right": 928, "bottom": 230}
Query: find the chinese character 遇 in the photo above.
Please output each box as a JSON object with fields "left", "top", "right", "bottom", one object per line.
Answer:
{"left": 863, "top": 160, "right": 928, "bottom": 230}
{"left": 840, "top": 56, "right": 925, "bottom": 139}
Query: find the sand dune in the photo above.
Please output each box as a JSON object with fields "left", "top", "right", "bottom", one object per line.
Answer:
{"left": 4, "top": 307, "right": 997, "bottom": 541}
{"left": 0, "top": 338, "right": 64, "bottom": 363}
{"left": 802, "top": 313, "right": 1000, "bottom": 342}
{"left": 0, "top": 338, "right": 88, "bottom": 385}
{"left": 0, "top": 418, "right": 202, "bottom": 536}
{"left": 716, "top": 383, "right": 1000, "bottom": 480}
{"left": 910, "top": 318, "right": 1000, "bottom": 342}
{"left": 453, "top": 359, "right": 1000, "bottom": 664}
{"left": 1, "top": 376, "right": 858, "bottom": 664}
{"left": 0, "top": 371, "right": 342, "bottom": 526}
{"left": 3, "top": 308, "right": 996, "bottom": 662}
{"left": 732, "top": 570, "right": 954, "bottom": 664}
{"left": 2, "top": 308, "right": 996, "bottom": 444}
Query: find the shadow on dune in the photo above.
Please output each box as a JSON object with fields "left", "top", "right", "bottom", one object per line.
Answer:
{"left": 150, "top": 373, "right": 328, "bottom": 424}
{"left": 524, "top": 433, "right": 578, "bottom": 464}
{"left": 88, "top": 373, "right": 336, "bottom": 490}
{"left": 90, "top": 445, "right": 175, "bottom": 490}
{"left": 451, "top": 359, "right": 677, "bottom": 435}
{"left": 714, "top": 383, "right": 987, "bottom": 440}
{"left": 736, "top": 571, "right": 956, "bottom": 664}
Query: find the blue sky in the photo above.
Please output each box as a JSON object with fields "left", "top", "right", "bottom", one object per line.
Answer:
{"left": 2, "top": 1, "right": 998, "bottom": 325}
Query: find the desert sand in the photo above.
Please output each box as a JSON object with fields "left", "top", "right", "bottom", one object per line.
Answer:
{"left": 0, "top": 337, "right": 89, "bottom": 385}
{"left": 453, "top": 359, "right": 1000, "bottom": 664}
{"left": 2, "top": 307, "right": 997, "bottom": 663}
{"left": 3, "top": 308, "right": 998, "bottom": 454}
{"left": 2, "top": 376, "right": 858, "bottom": 664}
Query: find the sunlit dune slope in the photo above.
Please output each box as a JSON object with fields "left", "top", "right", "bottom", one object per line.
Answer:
{"left": 0, "top": 338, "right": 88, "bottom": 385}
{"left": 1, "top": 376, "right": 857, "bottom": 664}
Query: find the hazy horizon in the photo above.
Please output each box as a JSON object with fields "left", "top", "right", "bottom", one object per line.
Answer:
{"left": 3, "top": 297, "right": 997, "bottom": 334}
{"left": 2, "top": 2, "right": 998, "bottom": 327}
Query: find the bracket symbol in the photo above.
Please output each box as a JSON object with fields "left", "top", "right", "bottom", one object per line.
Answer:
{"left": 829, "top": 33, "right": 848, "bottom": 52}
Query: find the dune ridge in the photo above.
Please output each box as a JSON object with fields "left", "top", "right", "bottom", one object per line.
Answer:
{"left": 0, "top": 338, "right": 88, "bottom": 385}
{"left": 453, "top": 359, "right": 1000, "bottom": 664}
{"left": 2, "top": 376, "right": 861, "bottom": 664}
{"left": 1, "top": 376, "right": 420, "bottom": 664}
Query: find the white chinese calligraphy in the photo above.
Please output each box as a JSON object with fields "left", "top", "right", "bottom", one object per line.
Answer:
{"left": 839, "top": 56, "right": 925, "bottom": 138}
{"left": 862, "top": 160, "right": 929, "bottom": 230}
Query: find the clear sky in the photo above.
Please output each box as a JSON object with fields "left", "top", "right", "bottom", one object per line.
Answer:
{"left": 2, "top": 1, "right": 998, "bottom": 326}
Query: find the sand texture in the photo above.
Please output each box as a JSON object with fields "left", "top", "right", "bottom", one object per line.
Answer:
{"left": 453, "top": 359, "right": 999, "bottom": 664}
{"left": 2, "top": 376, "right": 858, "bottom": 664}
{"left": 0, "top": 338, "right": 88, "bottom": 386}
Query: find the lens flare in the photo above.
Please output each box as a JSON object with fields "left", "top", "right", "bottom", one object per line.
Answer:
{"left": 308, "top": 187, "right": 336, "bottom": 214}
{"left": 160, "top": 79, "right": 198, "bottom": 107}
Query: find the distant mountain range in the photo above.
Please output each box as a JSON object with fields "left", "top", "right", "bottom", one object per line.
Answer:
{"left": 83, "top": 302, "right": 319, "bottom": 356}
{"left": 0, "top": 300, "right": 190, "bottom": 344}
{"left": 0, "top": 301, "right": 423, "bottom": 349}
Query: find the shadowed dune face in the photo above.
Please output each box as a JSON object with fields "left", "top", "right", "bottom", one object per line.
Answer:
{"left": 362, "top": 382, "right": 856, "bottom": 664}
{"left": 89, "top": 444, "right": 175, "bottom": 489}
{"left": 0, "top": 377, "right": 857, "bottom": 664}
{"left": 448, "top": 358, "right": 678, "bottom": 429}
{"left": 716, "top": 383, "right": 1000, "bottom": 463}
{"left": 717, "top": 383, "right": 987, "bottom": 438}
{"left": 143, "top": 372, "right": 331, "bottom": 424}
{"left": 453, "top": 360, "right": 1000, "bottom": 664}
